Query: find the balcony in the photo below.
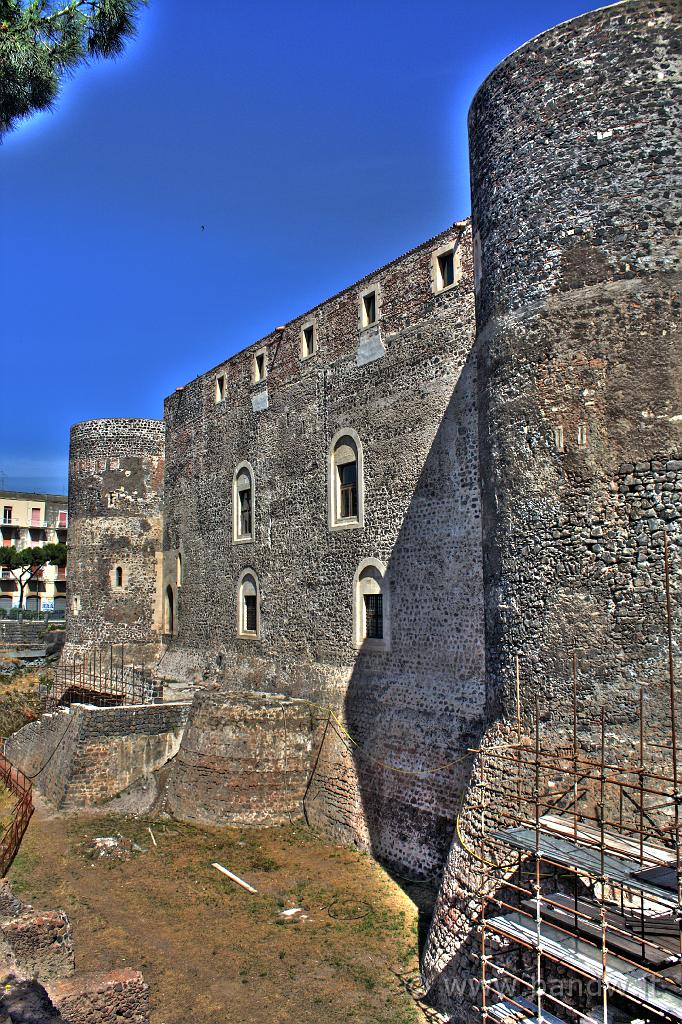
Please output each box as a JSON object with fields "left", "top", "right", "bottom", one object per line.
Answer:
{"left": 29, "top": 522, "right": 48, "bottom": 530}
{"left": 55, "top": 568, "right": 67, "bottom": 581}
{"left": 0, "top": 569, "right": 15, "bottom": 581}
{"left": 1, "top": 519, "right": 18, "bottom": 528}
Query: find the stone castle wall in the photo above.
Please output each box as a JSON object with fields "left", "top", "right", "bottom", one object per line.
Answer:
{"left": 52, "top": 2, "right": 681, "bottom": 1018}
{"left": 423, "top": 0, "right": 681, "bottom": 1014}
{"left": 159, "top": 222, "right": 485, "bottom": 877}
{"left": 64, "top": 418, "right": 165, "bottom": 668}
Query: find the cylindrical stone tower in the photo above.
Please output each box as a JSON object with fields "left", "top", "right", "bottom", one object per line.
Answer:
{"left": 424, "top": 0, "right": 680, "bottom": 1014}
{"left": 64, "top": 418, "right": 165, "bottom": 667}
{"left": 471, "top": 0, "right": 681, "bottom": 727}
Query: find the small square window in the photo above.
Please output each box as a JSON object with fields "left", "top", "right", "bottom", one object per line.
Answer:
{"left": 433, "top": 243, "right": 461, "bottom": 293}
{"left": 362, "top": 291, "right": 377, "bottom": 327}
{"left": 301, "top": 324, "right": 316, "bottom": 360}
{"left": 253, "top": 351, "right": 267, "bottom": 384}
{"left": 215, "top": 374, "right": 226, "bottom": 403}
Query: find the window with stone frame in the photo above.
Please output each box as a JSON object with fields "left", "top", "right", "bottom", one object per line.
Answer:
{"left": 233, "top": 464, "right": 255, "bottom": 542}
{"left": 329, "top": 432, "right": 363, "bottom": 530}
{"left": 238, "top": 571, "right": 259, "bottom": 638}
{"left": 354, "top": 559, "right": 389, "bottom": 650}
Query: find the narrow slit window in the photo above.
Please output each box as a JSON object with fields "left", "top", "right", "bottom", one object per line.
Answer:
{"left": 577, "top": 424, "right": 589, "bottom": 448}
{"left": 215, "top": 374, "right": 226, "bottom": 403}
{"left": 554, "top": 425, "right": 564, "bottom": 452}
{"left": 114, "top": 566, "right": 123, "bottom": 588}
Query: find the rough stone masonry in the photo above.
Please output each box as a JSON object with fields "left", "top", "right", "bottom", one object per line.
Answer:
{"left": 24, "top": 1, "right": 678, "bottom": 1020}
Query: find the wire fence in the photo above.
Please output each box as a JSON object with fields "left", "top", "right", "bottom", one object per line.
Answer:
{"left": 0, "top": 753, "right": 33, "bottom": 878}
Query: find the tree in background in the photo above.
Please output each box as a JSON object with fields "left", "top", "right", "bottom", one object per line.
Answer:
{"left": 0, "top": 543, "right": 67, "bottom": 609}
{"left": 0, "top": 0, "right": 147, "bottom": 138}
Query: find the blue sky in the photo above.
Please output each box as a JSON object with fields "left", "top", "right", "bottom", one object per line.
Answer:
{"left": 0, "top": 0, "right": 600, "bottom": 494}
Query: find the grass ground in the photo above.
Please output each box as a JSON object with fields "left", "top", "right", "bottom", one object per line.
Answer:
{"left": 10, "top": 803, "right": 434, "bottom": 1024}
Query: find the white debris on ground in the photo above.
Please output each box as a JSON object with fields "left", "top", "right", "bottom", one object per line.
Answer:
{"left": 81, "top": 834, "right": 144, "bottom": 862}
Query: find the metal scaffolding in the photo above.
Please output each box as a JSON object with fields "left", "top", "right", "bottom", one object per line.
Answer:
{"left": 473, "top": 539, "right": 680, "bottom": 1024}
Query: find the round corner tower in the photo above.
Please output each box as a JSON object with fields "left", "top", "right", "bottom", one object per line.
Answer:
{"left": 469, "top": 0, "right": 681, "bottom": 729}
{"left": 64, "top": 417, "right": 166, "bottom": 667}
{"left": 424, "top": 0, "right": 680, "bottom": 1012}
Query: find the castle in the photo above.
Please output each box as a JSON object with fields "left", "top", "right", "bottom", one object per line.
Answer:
{"left": 20, "top": 1, "right": 682, "bottom": 1019}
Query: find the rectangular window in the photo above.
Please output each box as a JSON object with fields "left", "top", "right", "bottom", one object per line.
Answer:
{"left": 2, "top": 507, "right": 11, "bottom": 525}
{"left": 244, "top": 595, "right": 257, "bottom": 633}
{"left": 364, "top": 594, "right": 383, "bottom": 640}
{"left": 57, "top": 510, "right": 68, "bottom": 528}
{"left": 31, "top": 507, "right": 41, "bottom": 526}
{"left": 577, "top": 424, "right": 589, "bottom": 448}
{"left": 553, "top": 425, "right": 564, "bottom": 452}
{"left": 239, "top": 488, "right": 252, "bottom": 537}
{"left": 215, "top": 374, "right": 226, "bottom": 403}
{"left": 301, "top": 324, "right": 316, "bottom": 359}
{"left": 338, "top": 462, "right": 358, "bottom": 519}
{"left": 437, "top": 250, "right": 455, "bottom": 289}
{"left": 253, "top": 352, "right": 266, "bottom": 383}
{"left": 362, "top": 291, "right": 376, "bottom": 327}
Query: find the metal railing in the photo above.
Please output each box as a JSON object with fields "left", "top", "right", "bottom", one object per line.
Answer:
{"left": 0, "top": 753, "right": 33, "bottom": 878}
{"left": 47, "top": 645, "right": 161, "bottom": 707}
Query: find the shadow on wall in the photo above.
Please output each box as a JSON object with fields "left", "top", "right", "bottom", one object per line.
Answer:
{"left": 308, "top": 347, "right": 490, "bottom": 950}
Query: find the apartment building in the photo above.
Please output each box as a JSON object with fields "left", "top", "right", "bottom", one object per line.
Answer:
{"left": 0, "top": 491, "right": 68, "bottom": 614}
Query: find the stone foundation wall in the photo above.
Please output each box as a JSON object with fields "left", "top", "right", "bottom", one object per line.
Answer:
{"left": 5, "top": 702, "right": 190, "bottom": 808}
{"left": 46, "top": 970, "right": 149, "bottom": 1024}
{"left": 1, "top": 910, "right": 74, "bottom": 982}
{"left": 166, "top": 691, "right": 319, "bottom": 826}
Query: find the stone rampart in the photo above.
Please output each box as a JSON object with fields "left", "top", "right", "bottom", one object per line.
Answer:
{"left": 5, "top": 702, "right": 190, "bottom": 808}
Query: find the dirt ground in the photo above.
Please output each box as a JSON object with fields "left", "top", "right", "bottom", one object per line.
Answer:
{"left": 9, "top": 800, "right": 439, "bottom": 1024}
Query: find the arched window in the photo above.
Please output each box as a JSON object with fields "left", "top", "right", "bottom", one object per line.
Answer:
{"left": 165, "top": 585, "right": 175, "bottom": 635}
{"left": 238, "top": 570, "right": 260, "bottom": 639}
{"left": 233, "top": 463, "right": 255, "bottom": 542}
{"left": 329, "top": 429, "right": 364, "bottom": 530}
{"left": 176, "top": 553, "right": 183, "bottom": 587}
{"left": 353, "top": 558, "right": 389, "bottom": 650}
{"left": 114, "top": 566, "right": 123, "bottom": 588}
